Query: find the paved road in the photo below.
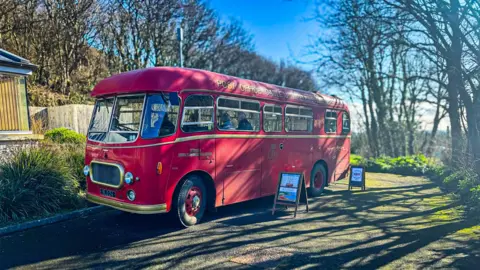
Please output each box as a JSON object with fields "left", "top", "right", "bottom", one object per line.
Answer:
{"left": 1, "top": 173, "right": 479, "bottom": 269}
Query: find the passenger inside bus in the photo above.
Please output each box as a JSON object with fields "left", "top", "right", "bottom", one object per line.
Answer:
{"left": 183, "top": 110, "right": 207, "bottom": 132}
{"left": 143, "top": 109, "right": 175, "bottom": 138}
{"left": 237, "top": 111, "right": 253, "bottom": 130}
{"left": 220, "top": 112, "right": 234, "bottom": 130}
{"left": 159, "top": 112, "right": 175, "bottom": 134}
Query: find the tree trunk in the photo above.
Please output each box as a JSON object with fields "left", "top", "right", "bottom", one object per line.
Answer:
{"left": 447, "top": 0, "right": 468, "bottom": 165}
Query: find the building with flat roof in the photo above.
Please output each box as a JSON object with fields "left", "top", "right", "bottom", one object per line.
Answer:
{"left": 0, "top": 49, "right": 42, "bottom": 145}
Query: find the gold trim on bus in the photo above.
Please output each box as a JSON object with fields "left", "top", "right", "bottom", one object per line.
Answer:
{"left": 89, "top": 160, "right": 125, "bottom": 189}
{"left": 87, "top": 193, "right": 167, "bottom": 214}
{"left": 87, "top": 134, "right": 351, "bottom": 149}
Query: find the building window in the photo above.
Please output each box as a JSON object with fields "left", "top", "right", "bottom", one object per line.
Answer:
{"left": 217, "top": 97, "right": 260, "bottom": 131}
{"left": 325, "top": 110, "right": 338, "bottom": 134}
{"left": 342, "top": 112, "right": 350, "bottom": 134}
{"left": 0, "top": 75, "right": 29, "bottom": 132}
{"left": 181, "top": 95, "right": 214, "bottom": 133}
{"left": 263, "top": 104, "right": 282, "bottom": 132}
{"left": 285, "top": 105, "right": 313, "bottom": 132}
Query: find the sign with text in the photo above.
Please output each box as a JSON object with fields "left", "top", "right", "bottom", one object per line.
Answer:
{"left": 348, "top": 166, "right": 366, "bottom": 190}
{"left": 272, "top": 172, "right": 309, "bottom": 218}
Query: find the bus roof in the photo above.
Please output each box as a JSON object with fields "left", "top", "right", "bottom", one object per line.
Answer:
{"left": 91, "top": 67, "right": 348, "bottom": 110}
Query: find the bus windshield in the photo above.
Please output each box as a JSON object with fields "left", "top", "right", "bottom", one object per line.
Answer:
{"left": 89, "top": 95, "right": 144, "bottom": 143}
{"left": 88, "top": 94, "right": 179, "bottom": 143}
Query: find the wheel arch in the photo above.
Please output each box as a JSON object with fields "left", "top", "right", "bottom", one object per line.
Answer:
{"left": 172, "top": 170, "right": 216, "bottom": 212}
{"left": 311, "top": 160, "right": 329, "bottom": 186}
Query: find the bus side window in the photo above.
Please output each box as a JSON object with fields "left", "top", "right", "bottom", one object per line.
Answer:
{"left": 263, "top": 104, "right": 282, "bottom": 132}
{"left": 342, "top": 112, "right": 350, "bottom": 134}
{"left": 325, "top": 110, "right": 338, "bottom": 134}
{"left": 285, "top": 105, "right": 313, "bottom": 132}
{"left": 142, "top": 94, "right": 180, "bottom": 138}
{"left": 181, "top": 95, "right": 214, "bottom": 133}
{"left": 217, "top": 97, "right": 260, "bottom": 131}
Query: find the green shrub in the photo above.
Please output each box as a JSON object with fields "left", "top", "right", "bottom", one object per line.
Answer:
{"left": 352, "top": 154, "right": 435, "bottom": 176}
{"left": 0, "top": 147, "right": 85, "bottom": 222}
{"left": 44, "top": 127, "right": 86, "bottom": 144}
{"left": 458, "top": 171, "right": 480, "bottom": 200}
{"left": 350, "top": 154, "right": 365, "bottom": 166}
{"left": 443, "top": 171, "right": 467, "bottom": 192}
{"left": 469, "top": 185, "right": 480, "bottom": 213}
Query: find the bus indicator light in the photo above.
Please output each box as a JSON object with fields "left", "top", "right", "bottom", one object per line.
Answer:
{"left": 157, "top": 162, "right": 163, "bottom": 175}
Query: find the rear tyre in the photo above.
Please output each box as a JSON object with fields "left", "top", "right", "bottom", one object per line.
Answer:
{"left": 173, "top": 175, "right": 207, "bottom": 227}
{"left": 308, "top": 163, "right": 327, "bottom": 197}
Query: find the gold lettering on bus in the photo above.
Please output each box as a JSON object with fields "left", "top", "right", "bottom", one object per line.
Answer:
{"left": 216, "top": 80, "right": 237, "bottom": 90}
{"left": 215, "top": 79, "right": 346, "bottom": 107}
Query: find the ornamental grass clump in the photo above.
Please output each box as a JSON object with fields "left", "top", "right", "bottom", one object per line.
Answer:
{"left": 0, "top": 147, "right": 83, "bottom": 223}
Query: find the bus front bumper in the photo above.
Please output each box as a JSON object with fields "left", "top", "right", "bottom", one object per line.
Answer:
{"left": 87, "top": 193, "right": 167, "bottom": 214}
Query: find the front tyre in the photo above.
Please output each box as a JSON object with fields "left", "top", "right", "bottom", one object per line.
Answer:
{"left": 174, "top": 175, "right": 207, "bottom": 227}
{"left": 308, "top": 163, "right": 327, "bottom": 197}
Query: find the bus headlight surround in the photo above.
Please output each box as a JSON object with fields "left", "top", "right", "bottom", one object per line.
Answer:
{"left": 127, "top": 190, "right": 136, "bottom": 201}
{"left": 125, "top": 172, "right": 134, "bottom": 185}
{"left": 83, "top": 165, "right": 90, "bottom": 176}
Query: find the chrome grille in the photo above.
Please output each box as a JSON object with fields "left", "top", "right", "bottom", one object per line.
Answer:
{"left": 91, "top": 162, "right": 122, "bottom": 187}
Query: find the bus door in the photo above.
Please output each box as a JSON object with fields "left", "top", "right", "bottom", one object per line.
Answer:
{"left": 261, "top": 104, "right": 284, "bottom": 196}
{"left": 216, "top": 97, "right": 262, "bottom": 205}
{"left": 325, "top": 109, "right": 340, "bottom": 181}
{"left": 284, "top": 105, "right": 315, "bottom": 185}
{"left": 336, "top": 111, "right": 350, "bottom": 179}
{"left": 178, "top": 93, "right": 217, "bottom": 195}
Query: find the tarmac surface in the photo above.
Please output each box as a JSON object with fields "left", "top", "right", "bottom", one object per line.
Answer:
{"left": 1, "top": 173, "right": 479, "bottom": 269}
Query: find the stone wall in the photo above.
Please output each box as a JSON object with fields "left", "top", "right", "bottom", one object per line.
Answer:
{"left": 0, "top": 134, "right": 43, "bottom": 163}
{"left": 30, "top": 105, "right": 94, "bottom": 135}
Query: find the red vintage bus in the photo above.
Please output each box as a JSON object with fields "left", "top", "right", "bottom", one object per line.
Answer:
{"left": 84, "top": 67, "right": 351, "bottom": 226}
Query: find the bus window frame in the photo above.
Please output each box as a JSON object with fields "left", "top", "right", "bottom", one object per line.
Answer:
{"left": 88, "top": 94, "right": 146, "bottom": 144}
{"left": 284, "top": 104, "right": 313, "bottom": 133}
{"left": 181, "top": 94, "right": 215, "bottom": 133}
{"left": 263, "top": 104, "right": 283, "bottom": 133}
{"left": 216, "top": 96, "right": 261, "bottom": 132}
{"left": 140, "top": 93, "right": 182, "bottom": 140}
{"left": 341, "top": 110, "right": 351, "bottom": 134}
{"left": 325, "top": 109, "right": 338, "bottom": 134}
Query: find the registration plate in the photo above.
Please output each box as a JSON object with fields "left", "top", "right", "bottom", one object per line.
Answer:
{"left": 100, "top": 189, "right": 116, "bottom": 198}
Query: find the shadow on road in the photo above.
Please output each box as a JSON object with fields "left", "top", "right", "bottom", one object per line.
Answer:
{"left": 0, "top": 175, "right": 479, "bottom": 269}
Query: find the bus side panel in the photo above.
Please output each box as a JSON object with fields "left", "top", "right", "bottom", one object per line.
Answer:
{"left": 216, "top": 137, "right": 262, "bottom": 205}
{"left": 336, "top": 136, "right": 350, "bottom": 180}
{"left": 166, "top": 139, "right": 216, "bottom": 211}
{"left": 336, "top": 111, "right": 350, "bottom": 180}
{"left": 281, "top": 137, "right": 313, "bottom": 186}
{"left": 260, "top": 137, "right": 284, "bottom": 196}
{"left": 324, "top": 137, "right": 339, "bottom": 184}
{"left": 141, "top": 144, "right": 174, "bottom": 205}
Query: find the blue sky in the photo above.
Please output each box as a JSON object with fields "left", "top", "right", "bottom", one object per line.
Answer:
{"left": 209, "top": 0, "right": 318, "bottom": 70}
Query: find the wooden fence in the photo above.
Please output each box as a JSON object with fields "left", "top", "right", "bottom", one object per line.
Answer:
{"left": 30, "top": 105, "right": 94, "bottom": 135}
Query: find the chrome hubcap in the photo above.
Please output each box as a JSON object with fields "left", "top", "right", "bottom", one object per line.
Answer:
{"left": 192, "top": 195, "right": 200, "bottom": 209}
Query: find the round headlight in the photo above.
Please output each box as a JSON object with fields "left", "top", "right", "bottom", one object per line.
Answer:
{"left": 127, "top": 190, "right": 136, "bottom": 201}
{"left": 125, "top": 172, "right": 134, "bottom": 185}
{"left": 83, "top": 165, "right": 90, "bottom": 176}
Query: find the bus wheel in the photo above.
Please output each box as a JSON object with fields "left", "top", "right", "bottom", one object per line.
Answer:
{"left": 309, "top": 164, "right": 327, "bottom": 197}
{"left": 174, "top": 175, "right": 207, "bottom": 227}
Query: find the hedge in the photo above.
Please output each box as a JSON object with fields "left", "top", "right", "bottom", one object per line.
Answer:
{"left": 44, "top": 127, "right": 86, "bottom": 144}
{"left": 351, "top": 154, "right": 480, "bottom": 213}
